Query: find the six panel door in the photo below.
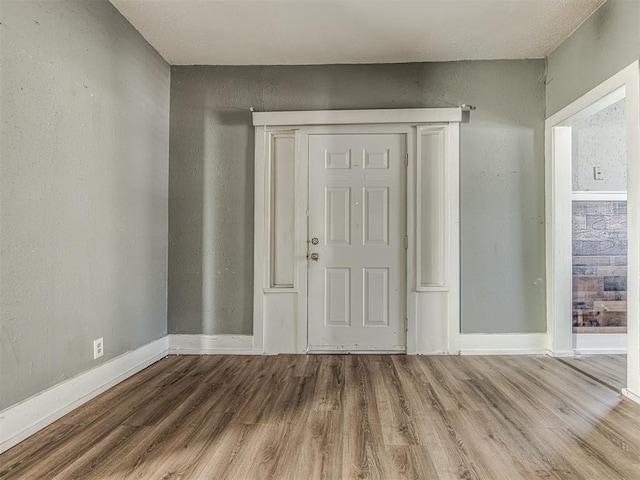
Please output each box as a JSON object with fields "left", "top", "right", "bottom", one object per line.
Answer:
{"left": 307, "top": 134, "right": 406, "bottom": 351}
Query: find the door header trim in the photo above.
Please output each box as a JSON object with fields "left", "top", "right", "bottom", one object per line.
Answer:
{"left": 253, "top": 108, "right": 462, "bottom": 126}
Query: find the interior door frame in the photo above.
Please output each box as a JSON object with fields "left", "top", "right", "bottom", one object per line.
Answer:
{"left": 545, "top": 61, "right": 640, "bottom": 402}
{"left": 252, "top": 108, "right": 462, "bottom": 355}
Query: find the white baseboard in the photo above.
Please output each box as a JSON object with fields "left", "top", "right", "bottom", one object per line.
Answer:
{"left": 168, "top": 334, "right": 259, "bottom": 355}
{"left": 622, "top": 388, "right": 640, "bottom": 405}
{"left": 0, "top": 336, "right": 168, "bottom": 454}
{"left": 548, "top": 350, "right": 577, "bottom": 357}
{"left": 572, "top": 333, "right": 627, "bottom": 355}
{"left": 459, "top": 333, "right": 548, "bottom": 355}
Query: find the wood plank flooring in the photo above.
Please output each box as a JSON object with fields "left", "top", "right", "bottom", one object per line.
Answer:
{"left": 1, "top": 355, "right": 640, "bottom": 479}
{"left": 557, "top": 354, "right": 626, "bottom": 391}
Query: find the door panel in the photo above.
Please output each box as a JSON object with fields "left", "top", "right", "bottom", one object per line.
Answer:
{"left": 364, "top": 268, "right": 389, "bottom": 326}
{"left": 326, "top": 187, "right": 351, "bottom": 244}
{"left": 325, "top": 268, "right": 351, "bottom": 326}
{"left": 364, "top": 187, "right": 389, "bottom": 245}
{"left": 308, "top": 134, "right": 406, "bottom": 351}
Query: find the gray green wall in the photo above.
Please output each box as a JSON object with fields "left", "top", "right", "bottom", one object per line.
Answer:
{"left": 0, "top": 0, "right": 170, "bottom": 410}
{"left": 169, "top": 61, "right": 547, "bottom": 336}
{"left": 546, "top": 0, "right": 640, "bottom": 116}
{"left": 9, "top": 0, "right": 619, "bottom": 411}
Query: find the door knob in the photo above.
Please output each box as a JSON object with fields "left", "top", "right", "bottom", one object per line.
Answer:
{"left": 309, "top": 252, "right": 319, "bottom": 261}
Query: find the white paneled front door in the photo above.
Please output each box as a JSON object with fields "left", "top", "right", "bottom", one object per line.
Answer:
{"left": 307, "top": 134, "right": 406, "bottom": 351}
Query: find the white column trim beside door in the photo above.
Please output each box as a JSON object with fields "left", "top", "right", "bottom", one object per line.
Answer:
{"left": 447, "top": 123, "right": 461, "bottom": 354}
{"left": 252, "top": 108, "right": 462, "bottom": 355}
{"left": 408, "top": 123, "right": 460, "bottom": 354}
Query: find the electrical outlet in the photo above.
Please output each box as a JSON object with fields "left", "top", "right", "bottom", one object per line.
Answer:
{"left": 594, "top": 165, "right": 604, "bottom": 180}
{"left": 93, "top": 338, "right": 104, "bottom": 359}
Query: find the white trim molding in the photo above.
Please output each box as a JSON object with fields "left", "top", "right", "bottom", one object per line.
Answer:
{"left": 622, "top": 388, "right": 640, "bottom": 405}
{"left": 572, "top": 333, "right": 627, "bottom": 355}
{"left": 252, "top": 109, "right": 462, "bottom": 355}
{"left": 252, "top": 108, "right": 462, "bottom": 127}
{"left": 409, "top": 123, "right": 461, "bottom": 355}
{"left": 0, "top": 337, "right": 168, "bottom": 454}
{"left": 168, "top": 334, "right": 259, "bottom": 355}
{"left": 572, "top": 191, "right": 627, "bottom": 201}
{"left": 459, "top": 333, "right": 548, "bottom": 355}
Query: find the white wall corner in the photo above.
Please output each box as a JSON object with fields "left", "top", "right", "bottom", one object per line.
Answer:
{"left": 168, "top": 334, "right": 259, "bottom": 355}
{"left": 0, "top": 336, "right": 168, "bottom": 454}
{"left": 459, "top": 333, "right": 549, "bottom": 355}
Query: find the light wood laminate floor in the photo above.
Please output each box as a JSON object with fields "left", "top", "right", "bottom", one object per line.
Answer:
{"left": 557, "top": 354, "right": 626, "bottom": 392}
{"left": 1, "top": 355, "right": 640, "bottom": 479}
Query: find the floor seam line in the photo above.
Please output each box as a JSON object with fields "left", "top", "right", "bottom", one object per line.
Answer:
{"left": 553, "top": 357, "right": 620, "bottom": 393}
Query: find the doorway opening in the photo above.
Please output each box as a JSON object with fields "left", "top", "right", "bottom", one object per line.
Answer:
{"left": 565, "top": 96, "right": 628, "bottom": 391}
{"left": 546, "top": 61, "right": 640, "bottom": 401}
{"left": 571, "top": 96, "right": 628, "bottom": 359}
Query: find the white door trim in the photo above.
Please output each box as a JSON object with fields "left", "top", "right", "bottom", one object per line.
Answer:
{"left": 253, "top": 108, "right": 461, "bottom": 355}
{"left": 545, "top": 61, "right": 640, "bottom": 400}
{"left": 253, "top": 108, "right": 462, "bottom": 126}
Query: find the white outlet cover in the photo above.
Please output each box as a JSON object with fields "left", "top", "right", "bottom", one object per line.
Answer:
{"left": 594, "top": 166, "right": 604, "bottom": 180}
{"left": 93, "top": 338, "right": 104, "bottom": 359}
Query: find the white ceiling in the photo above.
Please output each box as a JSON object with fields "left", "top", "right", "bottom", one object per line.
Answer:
{"left": 110, "top": 0, "right": 606, "bottom": 66}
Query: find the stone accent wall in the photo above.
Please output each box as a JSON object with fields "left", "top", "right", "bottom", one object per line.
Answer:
{"left": 572, "top": 201, "right": 627, "bottom": 331}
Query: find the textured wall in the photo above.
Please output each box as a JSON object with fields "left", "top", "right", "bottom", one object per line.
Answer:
{"left": 0, "top": 0, "right": 170, "bottom": 410}
{"left": 546, "top": 0, "right": 640, "bottom": 116}
{"left": 572, "top": 100, "right": 627, "bottom": 191}
{"left": 169, "top": 61, "right": 546, "bottom": 335}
